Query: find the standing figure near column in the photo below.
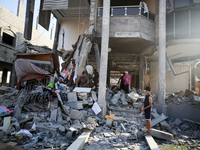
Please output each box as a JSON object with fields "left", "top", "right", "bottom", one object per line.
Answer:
{"left": 123, "top": 71, "right": 130, "bottom": 93}
{"left": 142, "top": 87, "right": 152, "bottom": 135}
{"left": 118, "top": 73, "right": 125, "bottom": 91}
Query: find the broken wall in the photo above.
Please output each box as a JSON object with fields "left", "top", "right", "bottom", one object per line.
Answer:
{"left": 150, "top": 62, "right": 189, "bottom": 94}
{"left": 57, "top": 18, "right": 89, "bottom": 51}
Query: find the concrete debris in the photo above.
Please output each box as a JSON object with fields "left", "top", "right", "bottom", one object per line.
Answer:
{"left": 106, "top": 119, "right": 113, "bottom": 128}
{"left": 127, "top": 92, "right": 139, "bottom": 102}
{"left": 174, "top": 90, "right": 185, "bottom": 97}
{"left": 110, "top": 92, "right": 121, "bottom": 105}
{"left": 69, "top": 110, "right": 84, "bottom": 120}
{"left": 0, "top": 73, "right": 199, "bottom": 150}
{"left": 174, "top": 118, "right": 182, "bottom": 126}
{"left": 151, "top": 114, "right": 168, "bottom": 127}
{"left": 150, "top": 128, "right": 173, "bottom": 141}
{"left": 185, "top": 89, "right": 196, "bottom": 96}
{"left": 78, "top": 92, "right": 88, "bottom": 100}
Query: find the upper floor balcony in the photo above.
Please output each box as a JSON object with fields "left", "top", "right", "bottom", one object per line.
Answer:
{"left": 95, "top": 5, "right": 156, "bottom": 42}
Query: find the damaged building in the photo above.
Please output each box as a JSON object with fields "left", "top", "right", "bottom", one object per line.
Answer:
{"left": 0, "top": 0, "right": 55, "bottom": 86}
{"left": 0, "top": 0, "right": 200, "bottom": 149}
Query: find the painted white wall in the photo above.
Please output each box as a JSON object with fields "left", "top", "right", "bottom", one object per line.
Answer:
{"left": 57, "top": 18, "right": 89, "bottom": 51}
{"left": 150, "top": 62, "right": 190, "bottom": 94}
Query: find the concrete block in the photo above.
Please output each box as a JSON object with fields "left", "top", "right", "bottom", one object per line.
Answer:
{"left": 133, "top": 102, "right": 143, "bottom": 109}
{"left": 67, "top": 130, "right": 92, "bottom": 150}
{"left": 87, "top": 117, "right": 96, "bottom": 125}
{"left": 113, "top": 117, "right": 124, "bottom": 121}
{"left": 150, "top": 128, "right": 173, "bottom": 141}
{"left": 57, "top": 107, "right": 63, "bottom": 124}
{"left": 119, "top": 133, "right": 131, "bottom": 141}
{"left": 145, "top": 135, "right": 160, "bottom": 150}
{"left": 58, "top": 125, "right": 66, "bottom": 133}
{"left": 111, "top": 93, "right": 121, "bottom": 105}
{"left": 185, "top": 89, "right": 196, "bottom": 96}
{"left": 51, "top": 108, "right": 57, "bottom": 122}
{"left": 192, "top": 95, "right": 200, "bottom": 105}
{"left": 67, "top": 92, "right": 77, "bottom": 102}
{"left": 151, "top": 112, "right": 171, "bottom": 130}
{"left": 127, "top": 92, "right": 139, "bottom": 102}
{"left": 77, "top": 102, "right": 83, "bottom": 110}
{"left": 95, "top": 127, "right": 102, "bottom": 133}
{"left": 78, "top": 93, "right": 87, "bottom": 100}
{"left": 12, "top": 121, "right": 20, "bottom": 131}
{"left": 106, "top": 119, "right": 113, "bottom": 128}
{"left": 3, "top": 116, "right": 11, "bottom": 132}
{"left": 175, "top": 91, "right": 185, "bottom": 97}
{"left": 174, "top": 118, "right": 182, "bottom": 126}
{"left": 91, "top": 91, "right": 97, "bottom": 101}
{"left": 151, "top": 114, "right": 167, "bottom": 127}
{"left": 69, "top": 110, "right": 84, "bottom": 120}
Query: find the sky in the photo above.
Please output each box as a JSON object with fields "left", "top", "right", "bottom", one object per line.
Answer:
{"left": 0, "top": 0, "right": 56, "bottom": 38}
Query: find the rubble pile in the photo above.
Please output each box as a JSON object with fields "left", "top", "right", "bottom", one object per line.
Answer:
{"left": 0, "top": 84, "right": 100, "bottom": 149}
{"left": 166, "top": 89, "right": 200, "bottom": 105}
{"left": 0, "top": 85, "right": 200, "bottom": 149}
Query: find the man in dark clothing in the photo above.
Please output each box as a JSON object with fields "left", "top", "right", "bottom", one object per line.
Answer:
{"left": 118, "top": 73, "right": 125, "bottom": 90}
{"left": 142, "top": 87, "right": 152, "bottom": 135}
{"left": 76, "top": 73, "right": 89, "bottom": 87}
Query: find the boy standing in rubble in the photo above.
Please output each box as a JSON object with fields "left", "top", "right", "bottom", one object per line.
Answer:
{"left": 142, "top": 87, "right": 152, "bottom": 135}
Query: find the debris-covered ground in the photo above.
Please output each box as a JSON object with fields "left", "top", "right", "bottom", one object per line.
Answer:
{"left": 0, "top": 85, "right": 200, "bottom": 150}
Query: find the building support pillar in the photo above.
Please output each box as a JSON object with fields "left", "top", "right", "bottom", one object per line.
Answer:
{"left": 139, "top": 55, "right": 144, "bottom": 90}
{"left": 98, "top": 0, "right": 110, "bottom": 117}
{"left": 107, "top": 53, "right": 111, "bottom": 88}
{"left": 10, "top": 63, "right": 16, "bottom": 88}
{"left": 158, "top": 0, "right": 167, "bottom": 114}
{"left": 2, "top": 68, "right": 8, "bottom": 86}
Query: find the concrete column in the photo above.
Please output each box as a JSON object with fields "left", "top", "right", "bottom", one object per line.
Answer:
{"left": 98, "top": 0, "right": 110, "bottom": 117}
{"left": 2, "top": 69, "right": 8, "bottom": 86}
{"left": 10, "top": 64, "right": 16, "bottom": 88}
{"left": 107, "top": 53, "right": 111, "bottom": 88}
{"left": 17, "top": 0, "right": 24, "bottom": 19}
{"left": 139, "top": 55, "right": 144, "bottom": 90}
{"left": 24, "top": 0, "right": 35, "bottom": 40}
{"left": 158, "top": 0, "right": 166, "bottom": 105}
{"left": 191, "top": 64, "right": 196, "bottom": 91}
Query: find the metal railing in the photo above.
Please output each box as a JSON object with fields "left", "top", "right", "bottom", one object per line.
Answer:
{"left": 98, "top": 5, "right": 156, "bottom": 22}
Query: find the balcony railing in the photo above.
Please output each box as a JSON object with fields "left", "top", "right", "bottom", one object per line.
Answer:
{"left": 98, "top": 5, "right": 156, "bottom": 22}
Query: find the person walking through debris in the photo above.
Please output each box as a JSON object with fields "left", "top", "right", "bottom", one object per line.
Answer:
{"left": 123, "top": 71, "right": 130, "bottom": 93}
{"left": 118, "top": 73, "right": 125, "bottom": 91}
{"left": 142, "top": 87, "right": 152, "bottom": 135}
{"left": 76, "top": 72, "right": 89, "bottom": 87}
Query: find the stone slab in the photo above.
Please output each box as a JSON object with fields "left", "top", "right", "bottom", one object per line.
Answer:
{"left": 145, "top": 135, "right": 160, "bottom": 150}
{"left": 174, "top": 118, "right": 182, "bottom": 126}
{"left": 151, "top": 114, "right": 167, "bottom": 127}
{"left": 3, "top": 116, "right": 11, "bottom": 132}
{"left": 51, "top": 109, "right": 58, "bottom": 122}
{"left": 151, "top": 112, "right": 171, "bottom": 129}
{"left": 106, "top": 119, "right": 113, "bottom": 128}
{"left": 67, "top": 130, "right": 92, "bottom": 150}
{"left": 150, "top": 128, "right": 173, "bottom": 141}
{"left": 69, "top": 110, "right": 84, "bottom": 120}
{"left": 73, "top": 87, "right": 91, "bottom": 93}
{"left": 67, "top": 92, "right": 77, "bottom": 102}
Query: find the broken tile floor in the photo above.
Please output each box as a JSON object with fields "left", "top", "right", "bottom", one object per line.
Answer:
{"left": 0, "top": 86, "right": 200, "bottom": 150}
